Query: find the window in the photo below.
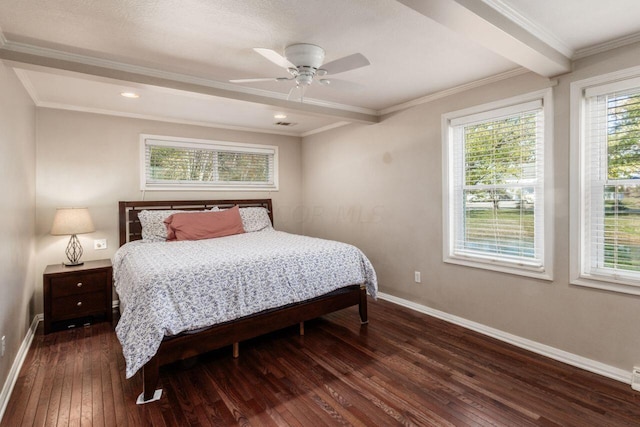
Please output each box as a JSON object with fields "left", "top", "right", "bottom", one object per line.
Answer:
{"left": 140, "top": 135, "right": 278, "bottom": 191}
{"left": 442, "top": 90, "right": 553, "bottom": 279}
{"left": 571, "top": 70, "right": 640, "bottom": 295}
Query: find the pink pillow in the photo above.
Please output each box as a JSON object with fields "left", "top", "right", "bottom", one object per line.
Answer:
{"left": 164, "top": 206, "right": 245, "bottom": 241}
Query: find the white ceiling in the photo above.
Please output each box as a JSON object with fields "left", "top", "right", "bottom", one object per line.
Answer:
{"left": 1, "top": 0, "right": 639, "bottom": 136}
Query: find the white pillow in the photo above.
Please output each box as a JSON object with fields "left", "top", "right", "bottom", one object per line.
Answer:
{"left": 239, "top": 207, "right": 273, "bottom": 232}
{"left": 138, "top": 208, "right": 219, "bottom": 241}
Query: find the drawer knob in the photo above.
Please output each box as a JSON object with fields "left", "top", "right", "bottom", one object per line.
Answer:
{"left": 77, "top": 301, "right": 83, "bottom": 307}
{"left": 77, "top": 282, "right": 83, "bottom": 288}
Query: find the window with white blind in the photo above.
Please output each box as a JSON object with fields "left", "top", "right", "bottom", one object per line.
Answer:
{"left": 442, "top": 90, "right": 553, "bottom": 279}
{"left": 570, "top": 70, "right": 640, "bottom": 295}
{"left": 140, "top": 135, "right": 278, "bottom": 191}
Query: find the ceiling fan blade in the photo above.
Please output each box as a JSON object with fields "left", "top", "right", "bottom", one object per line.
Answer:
{"left": 318, "top": 78, "right": 365, "bottom": 91}
{"left": 254, "top": 48, "right": 296, "bottom": 69}
{"left": 229, "top": 77, "right": 281, "bottom": 83}
{"left": 321, "top": 53, "right": 370, "bottom": 75}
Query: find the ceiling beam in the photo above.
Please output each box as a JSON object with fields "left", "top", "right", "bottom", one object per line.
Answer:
{"left": 0, "top": 43, "right": 379, "bottom": 124}
{"left": 396, "top": 0, "right": 571, "bottom": 77}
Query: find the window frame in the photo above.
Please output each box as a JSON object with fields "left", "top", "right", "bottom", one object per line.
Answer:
{"left": 139, "top": 134, "right": 279, "bottom": 191}
{"left": 570, "top": 66, "right": 640, "bottom": 296}
{"left": 442, "top": 89, "right": 554, "bottom": 280}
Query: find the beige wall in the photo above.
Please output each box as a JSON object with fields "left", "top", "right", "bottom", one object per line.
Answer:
{"left": 302, "top": 44, "right": 640, "bottom": 372}
{"left": 0, "top": 63, "right": 36, "bottom": 394}
{"left": 35, "top": 109, "right": 302, "bottom": 311}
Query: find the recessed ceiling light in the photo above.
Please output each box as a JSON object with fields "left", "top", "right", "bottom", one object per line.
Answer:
{"left": 274, "top": 113, "right": 287, "bottom": 119}
{"left": 120, "top": 92, "right": 140, "bottom": 99}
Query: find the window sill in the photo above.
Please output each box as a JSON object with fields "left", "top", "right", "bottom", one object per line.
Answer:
{"left": 571, "top": 276, "right": 640, "bottom": 296}
{"left": 142, "top": 185, "right": 279, "bottom": 192}
{"left": 444, "top": 256, "right": 553, "bottom": 281}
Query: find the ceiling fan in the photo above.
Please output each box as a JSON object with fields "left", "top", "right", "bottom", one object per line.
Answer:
{"left": 230, "top": 43, "right": 370, "bottom": 101}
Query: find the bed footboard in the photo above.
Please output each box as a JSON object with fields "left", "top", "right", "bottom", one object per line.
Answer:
{"left": 138, "top": 284, "right": 368, "bottom": 403}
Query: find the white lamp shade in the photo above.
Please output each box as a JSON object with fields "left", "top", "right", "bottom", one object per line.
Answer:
{"left": 50, "top": 207, "right": 95, "bottom": 236}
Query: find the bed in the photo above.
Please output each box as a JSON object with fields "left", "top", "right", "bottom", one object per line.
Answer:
{"left": 114, "top": 199, "right": 377, "bottom": 403}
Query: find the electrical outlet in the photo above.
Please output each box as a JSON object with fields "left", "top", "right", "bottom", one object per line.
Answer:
{"left": 414, "top": 271, "right": 421, "bottom": 283}
{"left": 94, "top": 239, "right": 107, "bottom": 250}
{"left": 1, "top": 335, "right": 5, "bottom": 357}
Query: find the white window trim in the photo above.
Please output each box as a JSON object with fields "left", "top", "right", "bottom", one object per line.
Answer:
{"left": 570, "top": 65, "right": 640, "bottom": 296}
{"left": 139, "top": 134, "right": 279, "bottom": 191}
{"left": 442, "top": 89, "right": 554, "bottom": 280}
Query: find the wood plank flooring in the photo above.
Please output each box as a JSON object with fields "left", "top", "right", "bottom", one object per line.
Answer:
{"left": 2, "top": 298, "right": 639, "bottom": 426}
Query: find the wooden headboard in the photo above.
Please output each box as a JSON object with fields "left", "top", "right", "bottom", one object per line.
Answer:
{"left": 118, "top": 199, "right": 273, "bottom": 246}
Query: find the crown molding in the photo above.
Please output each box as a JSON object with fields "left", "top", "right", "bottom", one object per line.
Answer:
{"left": 7, "top": 38, "right": 535, "bottom": 128}
{"left": 398, "top": 0, "right": 570, "bottom": 77}
{"left": 378, "top": 67, "right": 530, "bottom": 115}
{"left": 301, "top": 121, "right": 351, "bottom": 137}
{"left": 12, "top": 68, "right": 40, "bottom": 104}
{"left": 0, "top": 40, "right": 378, "bottom": 119}
{"left": 20, "top": 34, "right": 640, "bottom": 134}
{"left": 12, "top": 63, "right": 331, "bottom": 138}
{"left": 482, "top": 0, "right": 574, "bottom": 58}
{"left": 484, "top": 0, "right": 640, "bottom": 62}
{"left": 573, "top": 32, "right": 640, "bottom": 60}
{"left": 36, "top": 102, "right": 305, "bottom": 137}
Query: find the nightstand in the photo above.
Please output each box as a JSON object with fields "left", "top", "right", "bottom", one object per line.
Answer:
{"left": 43, "top": 259, "right": 113, "bottom": 334}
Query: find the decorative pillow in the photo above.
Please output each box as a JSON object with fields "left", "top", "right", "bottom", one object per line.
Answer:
{"left": 138, "top": 208, "right": 217, "bottom": 242}
{"left": 138, "top": 210, "right": 187, "bottom": 242}
{"left": 239, "top": 207, "right": 273, "bottom": 232}
{"left": 165, "top": 206, "right": 245, "bottom": 241}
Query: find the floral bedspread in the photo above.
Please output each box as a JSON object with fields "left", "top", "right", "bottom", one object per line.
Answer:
{"left": 112, "top": 230, "right": 377, "bottom": 378}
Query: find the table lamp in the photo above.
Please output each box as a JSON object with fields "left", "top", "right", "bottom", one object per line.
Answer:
{"left": 50, "top": 207, "right": 95, "bottom": 266}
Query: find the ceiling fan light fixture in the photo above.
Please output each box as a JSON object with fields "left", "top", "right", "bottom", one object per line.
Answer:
{"left": 284, "top": 44, "right": 325, "bottom": 69}
{"left": 296, "top": 74, "right": 314, "bottom": 86}
{"left": 274, "top": 113, "right": 287, "bottom": 119}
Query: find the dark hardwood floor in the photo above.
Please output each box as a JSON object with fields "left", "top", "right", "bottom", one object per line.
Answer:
{"left": 2, "top": 298, "right": 639, "bottom": 426}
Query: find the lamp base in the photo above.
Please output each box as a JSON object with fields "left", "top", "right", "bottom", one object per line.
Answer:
{"left": 64, "top": 261, "right": 84, "bottom": 267}
{"left": 65, "top": 234, "right": 84, "bottom": 267}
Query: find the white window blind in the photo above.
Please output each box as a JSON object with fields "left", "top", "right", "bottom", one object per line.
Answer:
{"left": 446, "top": 98, "right": 547, "bottom": 274}
{"left": 583, "top": 86, "right": 640, "bottom": 283}
{"left": 140, "top": 135, "right": 278, "bottom": 191}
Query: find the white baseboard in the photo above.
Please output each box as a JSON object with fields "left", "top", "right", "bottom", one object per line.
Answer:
{"left": 0, "top": 313, "right": 43, "bottom": 422}
{"left": 377, "top": 292, "right": 632, "bottom": 386}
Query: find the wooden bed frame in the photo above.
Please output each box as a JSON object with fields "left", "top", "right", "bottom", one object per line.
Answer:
{"left": 118, "top": 199, "right": 368, "bottom": 403}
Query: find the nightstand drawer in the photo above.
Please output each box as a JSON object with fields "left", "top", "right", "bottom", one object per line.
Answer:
{"left": 50, "top": 271, "right": 107, "bottom": 298}
{"left": 51, "top": 291, "right": 106, "bottom": 319}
